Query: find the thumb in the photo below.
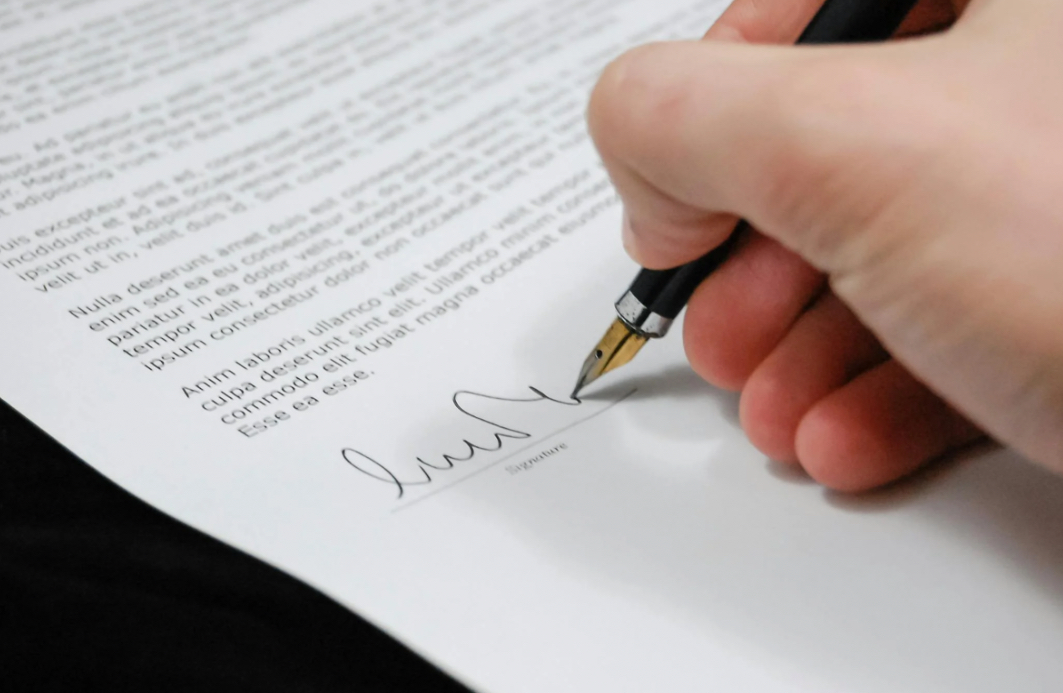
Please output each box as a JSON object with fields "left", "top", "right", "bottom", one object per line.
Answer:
{"left": 588, "top": 38, "right": 946, "bottom": 274}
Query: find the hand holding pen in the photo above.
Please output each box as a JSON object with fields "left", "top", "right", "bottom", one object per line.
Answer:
{"left": 576, "top": 0, "right": 1063, "bottom": 489}
{"left": 574, "top": 0, "right": 921, "bottom": 398}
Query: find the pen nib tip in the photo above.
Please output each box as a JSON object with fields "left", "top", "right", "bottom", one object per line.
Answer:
{"left": 571, "top": 319, "right": 648, "bottom": 398}
{"left": 570, "top": 373, "right": 592, "bottom": 402}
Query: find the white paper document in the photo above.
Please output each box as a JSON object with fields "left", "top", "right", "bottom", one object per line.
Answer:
{"left": 2, "top": 1, "right": 1063, "bottom": 691}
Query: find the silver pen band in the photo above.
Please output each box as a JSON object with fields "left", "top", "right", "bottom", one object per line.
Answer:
{"left": 614, "top": 291, "right": 673, "bottom": 338}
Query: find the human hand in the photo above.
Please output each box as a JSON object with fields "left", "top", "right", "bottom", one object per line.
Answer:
{"left": 588, "top": 0, "right": 1063, "bottom": 490}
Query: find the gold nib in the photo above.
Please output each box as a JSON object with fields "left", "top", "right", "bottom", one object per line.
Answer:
{"left": 571, "top": 318, "right": 648, "bottom": 399}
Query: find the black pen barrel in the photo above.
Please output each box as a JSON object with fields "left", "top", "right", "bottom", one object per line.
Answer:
{"left": 799, "top": 0, "right": 920, "bottom": 44}
{"left": 626, "top": 225, "right": 744, "bottom": 322}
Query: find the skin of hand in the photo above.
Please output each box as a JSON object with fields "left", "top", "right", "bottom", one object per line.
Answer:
{"left": 588, "top": 0, "right": 1063, "bottom": 491}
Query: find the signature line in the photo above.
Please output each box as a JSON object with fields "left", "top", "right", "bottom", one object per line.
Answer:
{"left": 392, "top": 388, "right": 638, "bottom": 513}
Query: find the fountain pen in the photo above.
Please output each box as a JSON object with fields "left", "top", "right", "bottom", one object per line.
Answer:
{"left": 572, "top": 0, "right": 921, "bottom": 398}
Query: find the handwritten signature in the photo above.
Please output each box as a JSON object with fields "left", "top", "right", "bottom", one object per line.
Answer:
{"left": 342, "top": 387, "right": 581, "bottom": 499}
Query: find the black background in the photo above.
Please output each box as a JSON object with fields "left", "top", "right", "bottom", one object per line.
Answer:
{"left": 0, "top": 397, "right": 471, "bottom": 692}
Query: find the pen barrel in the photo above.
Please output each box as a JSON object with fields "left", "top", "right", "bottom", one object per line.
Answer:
{"left": 623, "top": 223, "right": 745, "bottom": 325}
{"left": 798, "top": 0, "right": 920, "bottom": 44}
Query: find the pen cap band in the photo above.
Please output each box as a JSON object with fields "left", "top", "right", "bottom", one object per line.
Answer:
{"left": 615, "top": 292, "right": 673, "bottom": 338}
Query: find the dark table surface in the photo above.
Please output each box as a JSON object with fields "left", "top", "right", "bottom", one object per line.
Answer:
{"left": 0, "top": 397, "right": 471, "bottom": 692}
